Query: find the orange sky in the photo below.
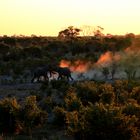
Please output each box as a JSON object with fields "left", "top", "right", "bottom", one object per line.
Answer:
{"left": 0, "top": 0, "right": 140, "bottom": 36}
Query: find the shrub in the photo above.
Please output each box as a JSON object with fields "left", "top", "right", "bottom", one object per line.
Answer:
{"left": 131, "top": 86, "right": 140, "bottom": 104}
{"left": 20, "top": 96, "right": 48, "bottom": 135}
{"left": 0, "top": 98, "right": 21, "bottom": 134}
{"left": 40, "top": 96, "right": 55, "bottom": 113}
{"left": 99, "top": 83, "right": 115, "bottom": 104}
{"left": 123, "top": 102, "right": 140, "bottom": 117}
{"left": 50, "top": 79, "right": 70, "bottom": 93}
{"left": 76, "top": 81, "right": 100, "bottom": 105}
{"left": 66, "top": 103, "right": 138, "bottom": 140}
{"left": 65, "top": 90, "right": 82, "bottom": 111}
{"left": 53, "top": 106, "right": 66, "bottom": 126}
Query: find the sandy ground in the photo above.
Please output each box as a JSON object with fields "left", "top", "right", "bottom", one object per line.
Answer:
{"left": 0, "top": 66, "right": 139, "bottom": 99}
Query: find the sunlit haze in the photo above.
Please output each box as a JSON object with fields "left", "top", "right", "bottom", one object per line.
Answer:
{"left": 0, "top": 0, "right": 140, "bottom": 36}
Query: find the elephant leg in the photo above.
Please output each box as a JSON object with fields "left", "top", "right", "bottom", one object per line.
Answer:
{"left": 57, "top": 75, "right": 61, "bottom": 80}
{"left": 31, "top": 77, "right": 35, "bottom": 83}
{"left": 66, "top": 76, "right": 70, "bottom": 81}
{"left": 37, "top": 76, "right": 40, "bottom": 82}
{"left": 69, "top": 75, "right": 74, "bottom": 81}
{"left": 57, "top": 74, "right": 62, "bottom": 80}
{"left": 49, "top": 71, "right": 52, "bottom": 78}
{"left": 66, "top": 74, "right": 73, "bottom": 81}
{"left": 45, "top": 75, "right": 49, "bottom": 81}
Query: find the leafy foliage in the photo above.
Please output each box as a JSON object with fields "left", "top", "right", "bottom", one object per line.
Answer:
{"left": 0, "top": 98, "right": 21, "bottom": 134}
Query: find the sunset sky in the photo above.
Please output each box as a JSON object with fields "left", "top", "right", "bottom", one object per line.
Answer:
{"left": 0, "top": 0, "right": 140, "bottom": 36}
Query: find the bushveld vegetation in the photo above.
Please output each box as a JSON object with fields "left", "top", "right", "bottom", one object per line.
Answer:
{"left": 0, "top": 27, "right": 140, "bottom": 139}
{"left": 0, "top": 80, "right": 140, "bottom": 139}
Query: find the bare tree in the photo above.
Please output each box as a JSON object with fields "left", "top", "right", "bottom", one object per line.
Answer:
{"left": 93, "top": 26, "right": 104, "bottom": 39}
{"left": 102, "top": 67, "right": 109, "bottom": 80}
{"left": 124, "top": 68, "right": 137, "bottom": 80}
{"left": 110, "top": 62, "right": 117, "bottom": 80}
{"left": 80, "top": 25, "right": 95, "bottom": 36}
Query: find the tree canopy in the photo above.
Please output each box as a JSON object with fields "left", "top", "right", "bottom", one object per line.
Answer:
{"left": 58, "top": 26, "right": 81, "bottom": 39}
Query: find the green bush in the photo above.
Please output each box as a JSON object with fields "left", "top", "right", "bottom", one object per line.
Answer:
{"left": 66, "top": 103, "right": 138, "bottom": 140}
{"left": 53, "top": 106, "right": 66, "bottom": 126}
{"left": 76, "top": 81, "right": 100, "bottom": 105}
{"left": 65, "top": 91, "right": 82, "bottom": 111}
{"left": 99, "top": 83, "right": 115, "bottom": 104}
{"left": 123, "top": 102, "right": 140, "bottom": 117}
{"left": 20, "top": 96, "right": 48, "bottom": 135}
{"left": 131, "top": 86, "right": 140, "bottom": 104}
{"left": 0, "top": 98, "right": 21, "bottom": 134}
{"left": 40, "top": 96, "right": 55, "bottom": 113}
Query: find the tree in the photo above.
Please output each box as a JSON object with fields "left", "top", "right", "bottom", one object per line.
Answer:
{"left": 58, "top": 26, "right": 81, "bottom": 39}
{"left": 80, "top": 25, "right": 95, "bottom": 36}
{"left": 102, "top": 67, "right": 110, "bottom": 80}
{"left": 93, "top": 26, "right": 104, "bottom": 39}
{"left": 110, "top": 61, "right": 118, "bottom": 80}
{"left": 125, "top": 69, "right": 136, "bottom": 81}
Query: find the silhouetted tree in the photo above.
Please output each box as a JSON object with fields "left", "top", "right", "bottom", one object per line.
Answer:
{"left": 102, "top": 67, "right": 110, "bottom": 80}
{"left": 58, "top": 26, "right": 81, "bottom": 39}
{"left": 93, "top": 26, "right": 104, "bottom": 39}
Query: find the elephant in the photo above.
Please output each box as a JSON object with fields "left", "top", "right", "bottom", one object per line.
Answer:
{"left": 53, "top": 66, "right": 74, "bottom": 81}
{"left": 31, "top": 64, "right": 73, "bottom": 82}
{"left": 31, "top": 65, "right": 56, "bottom": 83}
{"left": 31, "top": 67, "right": 49, "bottom": 83}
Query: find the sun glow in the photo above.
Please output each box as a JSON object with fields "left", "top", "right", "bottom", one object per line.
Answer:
{"left": 0, "top": 0, "right": 140, "bottom": 36}
{"left": 59, "top": 60, "right": 92, "bottom": 73}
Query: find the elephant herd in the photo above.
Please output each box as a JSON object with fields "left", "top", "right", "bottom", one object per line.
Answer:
{"left": 31, "top": 65, "right": 73, "bottom": 83}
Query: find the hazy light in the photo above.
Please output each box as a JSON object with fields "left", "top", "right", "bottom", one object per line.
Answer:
{"left": 0, "top": 0, "right": 140, "bottom": 36}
